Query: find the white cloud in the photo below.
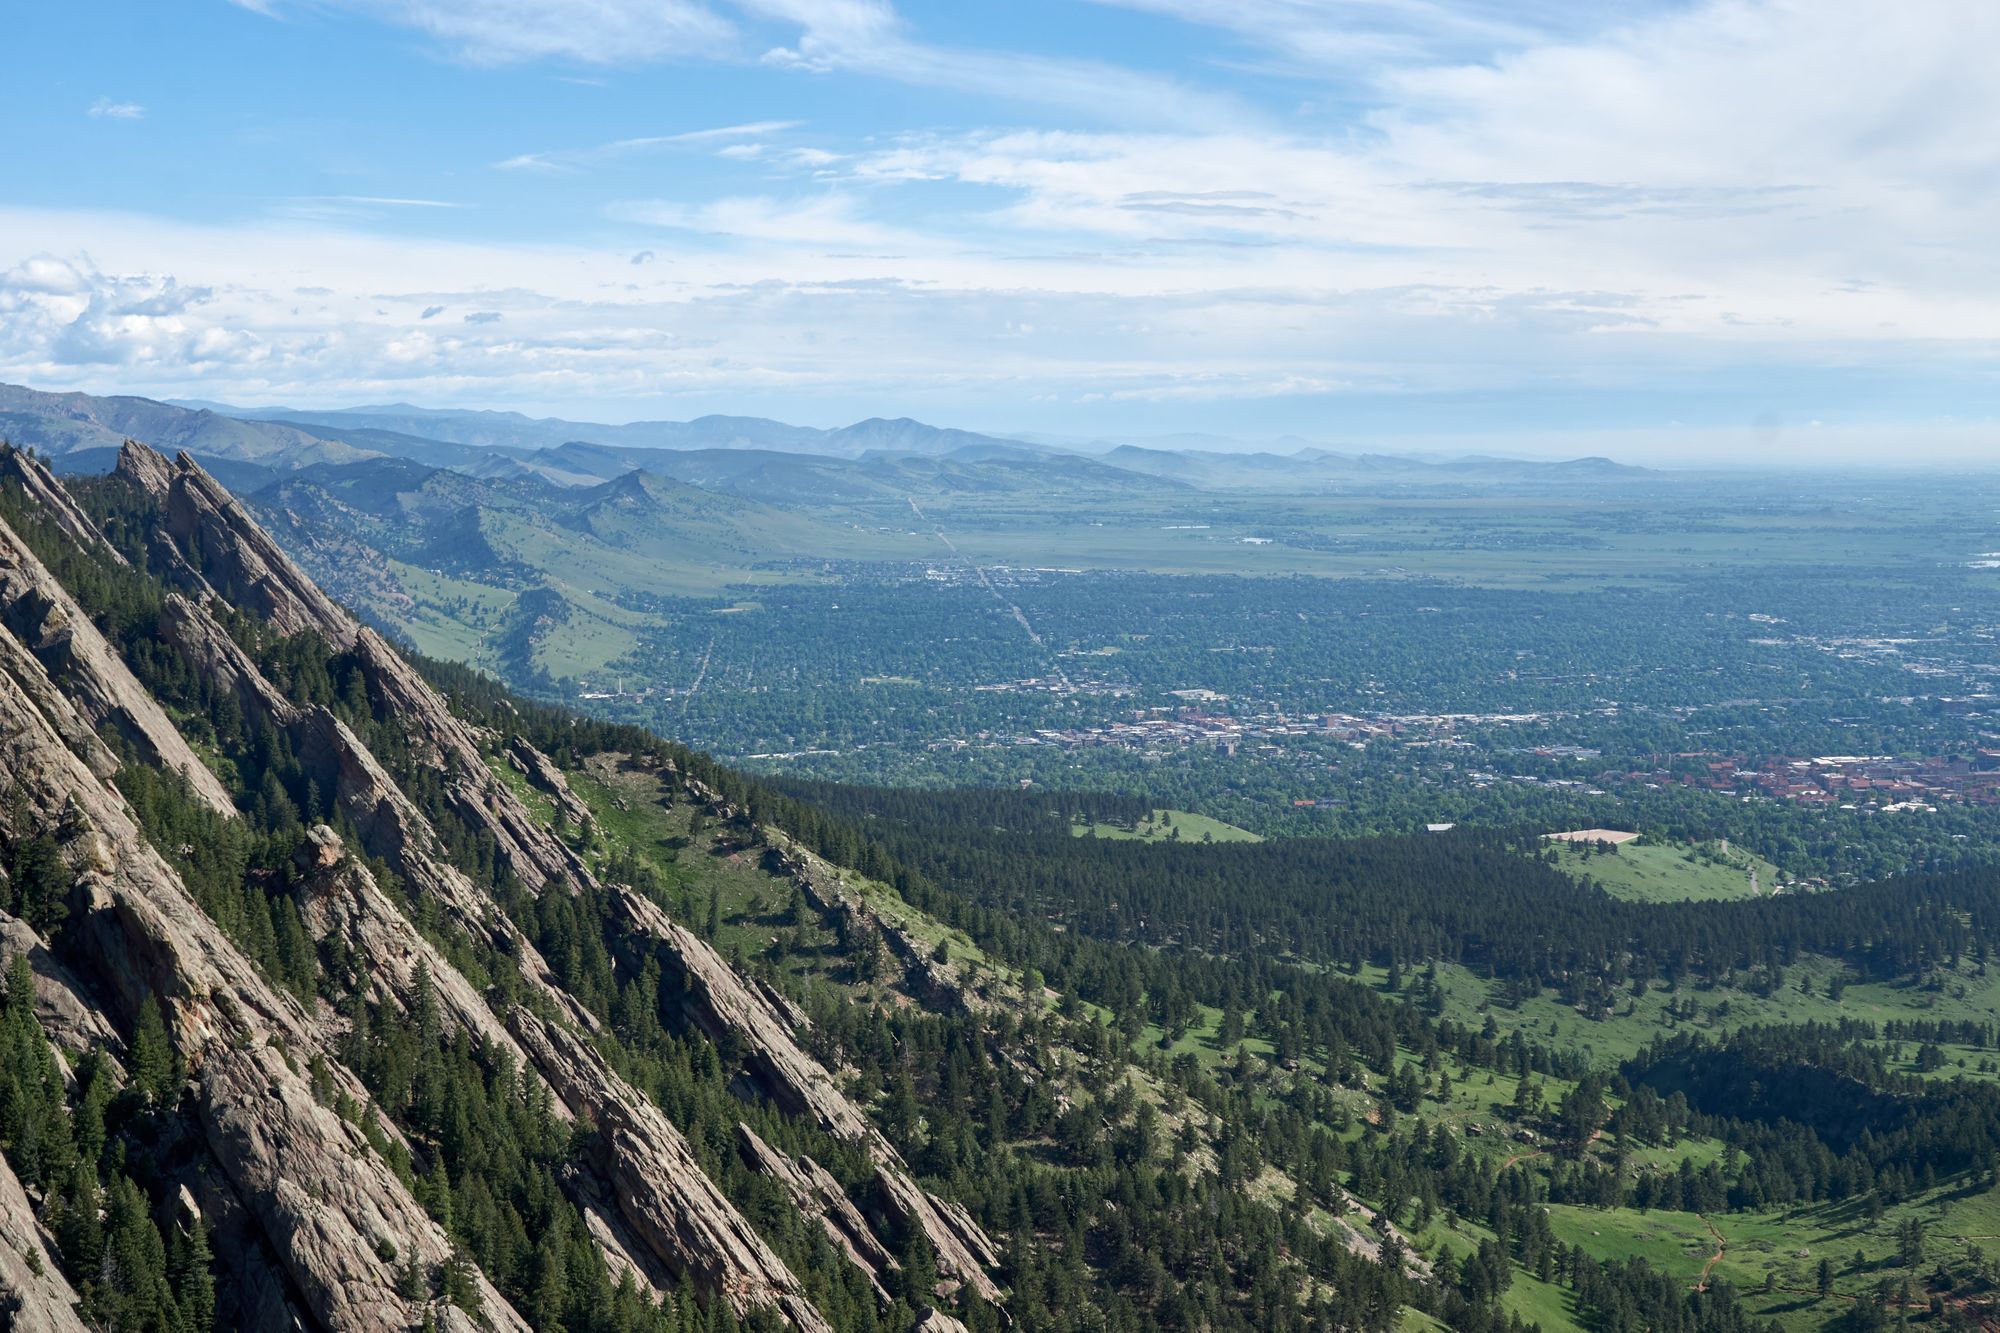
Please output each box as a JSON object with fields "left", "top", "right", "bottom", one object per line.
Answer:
{"left": 87, "top": 98, "right": 146, "bottom": 120}
{"left": 608, "top": 192, "right": 919, "bottom": 250}
{"left": 741, "top": 0, "right": 1254, "bottom": 130}
{"left": 1085, "top": 0, "right": 1591, "bottom": 71}
{"left": 496, "top": 120, "right": 801, "bottom": 171}
{"left": 22, "top": 0, "right": 2000, "bottom": 456}
{"left": 304, "top": 0, "right": 734, "bottom": 64}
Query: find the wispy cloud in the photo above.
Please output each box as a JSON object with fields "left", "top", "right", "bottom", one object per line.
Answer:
{"left": 608, "top": 192, "right": 917, "bottom": 250}
{"left": 237, "top": 0, "right": 735, "bottom": 65}
{"left": 88, "top": 98, "right": 146, "bottom": 120}
{"left": 268, "top": 195, "right": 470, "bottom": 223}
{"left": 1085, "top": 0, "right": 1597, "bottom": 73}
{"left": 497, "top": 120, "right": 802, "bottom": 171}
{"left": 742, "top": 0, "right": 1255, "bottom": 130}
{"left": 294, "top": 195, "right": 468, "bottom": 208}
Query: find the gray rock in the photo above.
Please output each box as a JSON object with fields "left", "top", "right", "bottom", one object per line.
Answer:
{"left": 0, "top": 510, "right": 236, "bottom": 815}
{"left": 0, "top": 1148, "right": 88, "bottom": 1332}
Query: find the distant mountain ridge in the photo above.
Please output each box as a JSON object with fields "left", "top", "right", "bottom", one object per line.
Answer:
{"left": 187, "top": 398, "right": 1039, "bottom": 461}
{"left": 4, "top": 382, "right": 1653, "bottom": 493}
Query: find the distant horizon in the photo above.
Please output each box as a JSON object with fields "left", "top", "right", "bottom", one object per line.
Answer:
{"left": 126, "top": 382, "right": 2000, "bottom": 470}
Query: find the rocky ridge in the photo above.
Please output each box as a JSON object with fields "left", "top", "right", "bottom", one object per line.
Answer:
{"left": 0, "top": 523, "right": 525, "bottom": 1331}
{"left": 0, "top": 443, "right": 1008, "bottom": 1330}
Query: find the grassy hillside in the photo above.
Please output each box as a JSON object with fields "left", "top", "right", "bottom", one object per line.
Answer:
{"left": 1073, "top": 808, "right": 1263, "bottom": 843}
{"left": 1546, "top": 836, "right": 1788, "bottom": 902}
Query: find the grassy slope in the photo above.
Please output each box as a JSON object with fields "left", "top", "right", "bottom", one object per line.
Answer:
{"left": 1073, "top": 808, "right": 1263, "bottom": 844}
{"left": 1547, "top": 837, "right": 1788, "bottom": 903}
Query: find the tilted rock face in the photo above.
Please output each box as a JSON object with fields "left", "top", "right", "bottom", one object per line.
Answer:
{"left": 0, "top": 595, "right": 118, "bottom": 782}
{"left": 0, "top": 1149, "right": 89, "bottom": 1333}
{"left": 0, "top": 910, "right": 123, "bottom": 1066}
{"left": 774, "top": 842, "right": 981, "bottom": 1015}
{"left": 506, "top": 1007, "right": 834, "bottom": 1333}
{"left": 116, "top": 441, "right": 357, "bottom": 646}
{"left": 109, "top": 437, "right": 175, "bottom": 496}
{"left": 158, "top": 594, "right": 599, "bottom": 1035}
{"left": 196, "top": 1038, "right": 529, "bottom": 1333}
{"left": 0, "top": 447, "right": 126, "bottom": 568}
{"left": 615, "top": 887, "right": 869, "bottom": 1137}
{"left": 612, "top": 887, "right": 1004, "bottom": 1305}
{"left": 737, "top": 1123, "right": 897, "bottom": 1305}
{"left": 0, "top": 624, "right": 527, "bottom": 1333}
{"left": 286, "top": 825, "right": 675, "bottom": 1301}
{"left": 289, "top": 825, "right": 533, "bottom": 1071}
{"left": 0, "top": 512, "right": 237, "bottom": 816}
{"left": 351, "top": 629, "right": 596, "bottom": 895}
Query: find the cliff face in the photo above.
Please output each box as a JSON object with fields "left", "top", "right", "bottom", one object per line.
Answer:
{"left": 0, "top": 1149, "right": 89, "bottom": 1333}
{"left": 0, "top": 556, "right": 523, "bottom": 1333}
{"left": 0, "top": 501, "right": 237, "bottom": 816}
{"left": 115, "top": 441, "right": 357, "bottom": 645}
{"left": 0, "top": 443, "right": 1005, "bottom": 1331}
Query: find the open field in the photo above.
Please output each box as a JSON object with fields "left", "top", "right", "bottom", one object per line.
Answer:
{"left": 1546, "top": 837, "right": 1787, "bottom": 902}
{"left": 1073, "top": 808, "right": 1263, "bottom": 843}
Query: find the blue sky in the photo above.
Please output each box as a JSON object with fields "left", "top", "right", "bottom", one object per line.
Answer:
{"left": 5, "top": 0, "right": 1999, "bottom": 461}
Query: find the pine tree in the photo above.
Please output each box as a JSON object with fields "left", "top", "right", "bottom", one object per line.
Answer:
{"left": 130, "top": 996, "right": 178, "bottom": 1107}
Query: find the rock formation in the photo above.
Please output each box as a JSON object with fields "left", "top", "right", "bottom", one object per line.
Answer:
{"left": 0, "top": 910, "right": 122, "bottom": 1065}
{"left": 0, "top": 593, "right": 527, "bottom": 1333}
{"left": 507, "top": 736, "right": 594, "bottom": 828}
{"left": 0, "top": 445, "right": 1008, "bottom": 1331}
{"left": 0, "top": 1151, "right": 88, "bottom": 1333}
{"left": 0, "top": 510, "right": 236, "bottom": 815}
{"left": 737, "top": 1123, "right": 897, "bottom": 1305}
{"left": 115, "top": 441, "right": 357, "bottom": 645}
{"left": 612, "top": 887, "right": 1004, "bottom": 1304}
{"left": 349, "top": 629, "right": 593, "bottom": 894}
{"left": 507, "top": 1007, "right": 834, "bottom": 1333}
{"left": 0, "top": 446, "right": 125, "bottom": 567}
{"left": 158, "top": 594, "right": 600, "bottom": 1034}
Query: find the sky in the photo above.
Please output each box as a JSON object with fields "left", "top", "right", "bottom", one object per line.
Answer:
{"left": 4, "top": 1, "right": 2000, "bottom": 462}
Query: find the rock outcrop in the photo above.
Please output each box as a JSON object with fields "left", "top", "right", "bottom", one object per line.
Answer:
{"left": 507, "top": 1007, "right": 834, "bottom": 1333}
{"left": 0, "top": 586, "right": 119, "bottom": 783}
{"left": 612, "top": 887, "right": 1004, "bottom": 1305}
{"left": 350, "top": 629, "right": 593, "bottom": 894}
{"left": 915, "top": 1309, "right": 973, "bottom": 1333}
{"left": 0, "top": 1150, "right": 88, "bottom": 1333}
{"left": 507, "top": 736, "right": 594, "bottom": 828}
{"left": 0, "top": 447, "right": 125, "bottom": 567}
{"left": 158, "top": 594, "right": 599, "bottom": 1034}
{"left": 288, "top": 825, "right": 532, "bottom": 1072}
{"left": 0, "top": 512, "right": 236, "bottom": 816}
{"left": 775, "top": 842, "right": 983, "bottom": 1015}
{"left": 737, "top": 1123, "right": 897, "bottom": 1305}
{"left": 0, "top": 910, "right": 123, "bottom": 1066}
{"left": 0, "top": 615, "right": 527, "bottom": 1333}
{"left": 285, "top": 825, "right": 682, "bottom": 1303}
{"left": 116, "top": 442, "right": 356, "bottom": 646}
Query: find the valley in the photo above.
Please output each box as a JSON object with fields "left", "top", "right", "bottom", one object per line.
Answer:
{"left": 5, "top": 392, "right": 2000, "bottom": 1333}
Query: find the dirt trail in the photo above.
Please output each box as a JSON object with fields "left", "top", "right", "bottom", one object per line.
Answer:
{"left": 1498, "top": 1128, "right": 1601, "bottom": 1172}
{"left": 1694, "top": 1216, "right": 1726, "bottom": 1290}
